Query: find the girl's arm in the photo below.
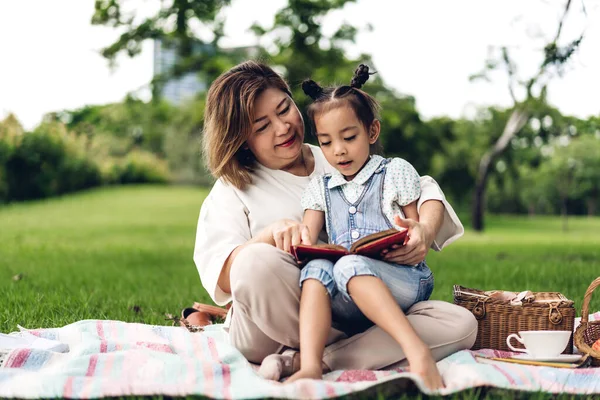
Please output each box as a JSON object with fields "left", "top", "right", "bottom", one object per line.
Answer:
{"left": 400, "top": 200, "right": 419, "bottom": 223}
{"left": 302, "top": 209, "right": 326, "bottom": 245}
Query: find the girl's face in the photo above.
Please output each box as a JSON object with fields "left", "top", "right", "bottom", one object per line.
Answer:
{"left": 247, "top": 87, "right": 305, "bottom": 170}
{"left": 314, "top": 105, "right": 380, "bottom": 181}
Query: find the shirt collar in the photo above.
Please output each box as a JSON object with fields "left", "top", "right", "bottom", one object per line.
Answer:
{"left": 327, "top": 155, "right": 384, "bottom": 189}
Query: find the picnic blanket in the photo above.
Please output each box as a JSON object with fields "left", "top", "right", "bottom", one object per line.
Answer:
{"left": 1, "top": 313, "right": 599, "bottom": 399}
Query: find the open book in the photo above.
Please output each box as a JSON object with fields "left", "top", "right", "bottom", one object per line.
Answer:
{"left": 291, "top": 228, "right": 408, "bottom": 264}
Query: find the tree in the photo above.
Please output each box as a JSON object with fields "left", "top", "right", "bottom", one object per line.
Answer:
{"left": 569, "top": 135, "right": 600, "bottom": 216}
{"left": 519, "top": 133, "right": 600, "bottom": 230}
{"left": 518, "top": 164, "right": 555, "bottom": 216}
{"left": 0, "top": 114, "right": 23, "bottom": 202}
{"left": 91, "top": 0, "right": 236, "bottom": 95}
{"left": 469, "top": 0, "right": 585, "bottom": 231}
{"left": 251, "top": 1, "right": 446, "bottom": 175}
{"left": 53, "top": 97, "right": 176, "bottom": 156}
{"left": 250, "top": 0, "right": 362, "bottom": 99}
{"left": 0, "top": 113, "right": 24, "bottom": 139}
{"left": 92, "top": 0, "right": 366, "bottom": 99}
{"left": 538, "top": 143, "right": 580, "bottom": 231}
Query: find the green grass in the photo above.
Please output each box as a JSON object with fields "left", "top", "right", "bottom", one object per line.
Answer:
{"left": 0, "top": 185, "right": 212, "bottom": 332}
{"left": 427, "top": 214, "right": 600, "bottom": 309}
{"left": 1, "top": 185, "right": 599, "bottom": 399}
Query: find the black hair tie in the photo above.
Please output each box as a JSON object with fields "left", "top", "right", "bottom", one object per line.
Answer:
{"left": 350, "top": 64, "right": 375, "bottom": 89}
{"left": 302, "top": 79, "right": 323, "bottom": 100}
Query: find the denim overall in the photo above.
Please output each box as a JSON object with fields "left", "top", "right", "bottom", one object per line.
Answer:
{"left": 299, "top": 158, "right": 434, "bottom": 334}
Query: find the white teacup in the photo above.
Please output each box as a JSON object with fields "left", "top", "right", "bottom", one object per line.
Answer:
{"left": 506, "top": 330, "right": 571, "bottom": 358}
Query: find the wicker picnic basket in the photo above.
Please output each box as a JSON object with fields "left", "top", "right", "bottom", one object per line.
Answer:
{"left": 574, "top": 277, "right": 600, "bottom": 366}
{"left": 454, "top": 285, "right": 575, "bottom": 353}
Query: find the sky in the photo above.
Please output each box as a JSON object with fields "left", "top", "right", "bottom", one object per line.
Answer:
{"left": 0, "top": 0, "right": 599, "bottom": 130}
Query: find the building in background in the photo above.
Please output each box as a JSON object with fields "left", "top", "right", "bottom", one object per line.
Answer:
{"left": 153, "top": 40, "right": 259, "bottom": 105}
{"left": 152, "top": 40, "right": 208, "bottom": 105}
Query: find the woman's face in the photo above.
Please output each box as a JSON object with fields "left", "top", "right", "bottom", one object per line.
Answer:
{"left": 247, "top": 87, "right": 305, "bottom": 170}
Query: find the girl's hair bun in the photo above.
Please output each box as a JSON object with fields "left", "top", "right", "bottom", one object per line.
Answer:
{"left": 350, "top": 64, "right": 375, "bottom": 89}
{"left": 302, "top": 79, "right": 323, "bottom": 100}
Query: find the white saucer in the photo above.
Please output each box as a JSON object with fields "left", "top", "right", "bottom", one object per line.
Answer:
{"left": 512, "top": 354, "right": 582, "bottom": 363}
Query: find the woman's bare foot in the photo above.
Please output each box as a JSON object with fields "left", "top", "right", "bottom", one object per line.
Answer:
{"left": 284, "top": 364, "right": 323, "bottom": 383}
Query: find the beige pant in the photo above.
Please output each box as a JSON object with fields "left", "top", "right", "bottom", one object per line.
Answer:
{"left": 228, "top": 243, "right": 477, "bottom": 370}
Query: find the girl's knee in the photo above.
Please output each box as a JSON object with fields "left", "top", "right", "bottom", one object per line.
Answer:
{"left": 301, "top": 259, "right": 336, "bottom": 296}
{"left": 304, "top": 259, "right": 335, "bottom": 276}
{"left": 332, "top": 255, "right": 368, "bottom": 273}
{"left": 332, "top": 255, "right": 375, "bottom": 295}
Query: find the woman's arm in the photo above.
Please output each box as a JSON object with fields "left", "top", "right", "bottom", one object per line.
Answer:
{"left": 196, "top": 177, "right": 317, "bottom": 302}
{"left": 383, "top": 200, "right": 443, "bottom": 265}
{"left": 219, "top": 209, "right": 323, "bottom": 293}
{"left": 383, "top": 175, "right": 460, "bottom": 265}
{"left": 217, "top": 218, "right": 312, "bottom": 294}
{"left": 383, "top": 159, "right": 451, "bottom": 265}
{"left": 217, "top": 229, "right": 272, "bottom": 295}
{"left": 418, "top": 176, "right": 464, "bottom": 250}
{"left": 194, "top": 180, "right": 252, "bottom": 305}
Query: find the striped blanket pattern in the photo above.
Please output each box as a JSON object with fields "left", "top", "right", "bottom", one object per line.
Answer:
{"left": 1, "top": 313, "right": 599, "bottom": 399}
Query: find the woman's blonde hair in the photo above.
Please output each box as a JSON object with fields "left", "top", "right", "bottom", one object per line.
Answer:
{"left": 203, "top": 61, "right": 292, "bottom": 190}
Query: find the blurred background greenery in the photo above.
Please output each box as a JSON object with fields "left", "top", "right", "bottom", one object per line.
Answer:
{"left": 0, "top": 0, "right": 598, "bottom": 235}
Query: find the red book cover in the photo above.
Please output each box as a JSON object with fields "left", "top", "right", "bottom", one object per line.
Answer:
{"left": 291, "top": 228, "right": 408, "bottom": 264}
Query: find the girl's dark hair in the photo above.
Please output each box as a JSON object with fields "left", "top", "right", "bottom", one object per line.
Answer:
{"left": 302, "top": 64, "right": 383, "bottom": 154}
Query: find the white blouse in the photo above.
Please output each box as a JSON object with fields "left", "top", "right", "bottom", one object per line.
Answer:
{"left": 193, "top": 144, "right": 464, "bottom": 306}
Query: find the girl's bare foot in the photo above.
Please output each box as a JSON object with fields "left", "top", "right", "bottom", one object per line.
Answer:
{"left": 258, "top": 353, "right": 295, "bottom": 381}
{"left": 284, "top": 364, "right": 323, "bottom": 383}
{"left": 258, "top": 350, "right": 331, "bottom": 382}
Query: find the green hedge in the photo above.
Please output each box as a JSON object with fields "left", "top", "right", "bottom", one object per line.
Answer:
{"left": 0, "top": 138, "right": 12, "bottom": 202}
{"left": 103, "top": 151, "right": 169, "bottom": 185}
{"left": 0, "top": 122, "right": 169, "bottom": 204}
{"left": 4, "top": 127, "right": 101, "bottom": 201}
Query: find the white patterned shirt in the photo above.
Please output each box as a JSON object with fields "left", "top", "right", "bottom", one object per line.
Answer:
{"left": 301, "top": 155, "right": 421, "bottom": 232}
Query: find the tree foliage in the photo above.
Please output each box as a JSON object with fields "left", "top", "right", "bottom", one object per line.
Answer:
{"left": 53, "top": 0, "right": 597, "bottom": 221}
{"left": 250, "top": 0, "right": 359, "bottom": 88}
{"left": 92, "top": 0, "right": 236, "bottom": 91}
{"left": 469, "top": 0, "right": 585, "bottom": 231}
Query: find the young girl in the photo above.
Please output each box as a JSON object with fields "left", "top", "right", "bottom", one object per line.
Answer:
{"left": 271, "top": 64, "right": 443, "bottom": 387}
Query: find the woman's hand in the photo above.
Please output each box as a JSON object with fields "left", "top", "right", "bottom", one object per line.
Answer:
{"left": 408, "top": 349, "right": 445, "bottom": 391}
{"left": 262, "top": 219, "right": 311, "bottom": 253}
{"left": 382, "top": 215, "right": 435, "bottom": 265}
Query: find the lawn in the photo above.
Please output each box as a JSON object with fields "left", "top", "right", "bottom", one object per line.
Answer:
{"left": 0, "top": 185, "right": 599, "bottom": 398}
{"left": 0, "top": 185, "right": 209, "bottom": 332}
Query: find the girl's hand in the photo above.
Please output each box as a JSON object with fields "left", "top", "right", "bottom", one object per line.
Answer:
{"left": 382, "top": 216, "right": 434, "bottom": 265}
{"left": 263, "top": 219, "right": 311, "bottom": 253}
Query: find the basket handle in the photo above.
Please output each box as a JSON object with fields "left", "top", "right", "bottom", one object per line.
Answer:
{"left": 581, "top": 277, "right": 600, "bottom": 324}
